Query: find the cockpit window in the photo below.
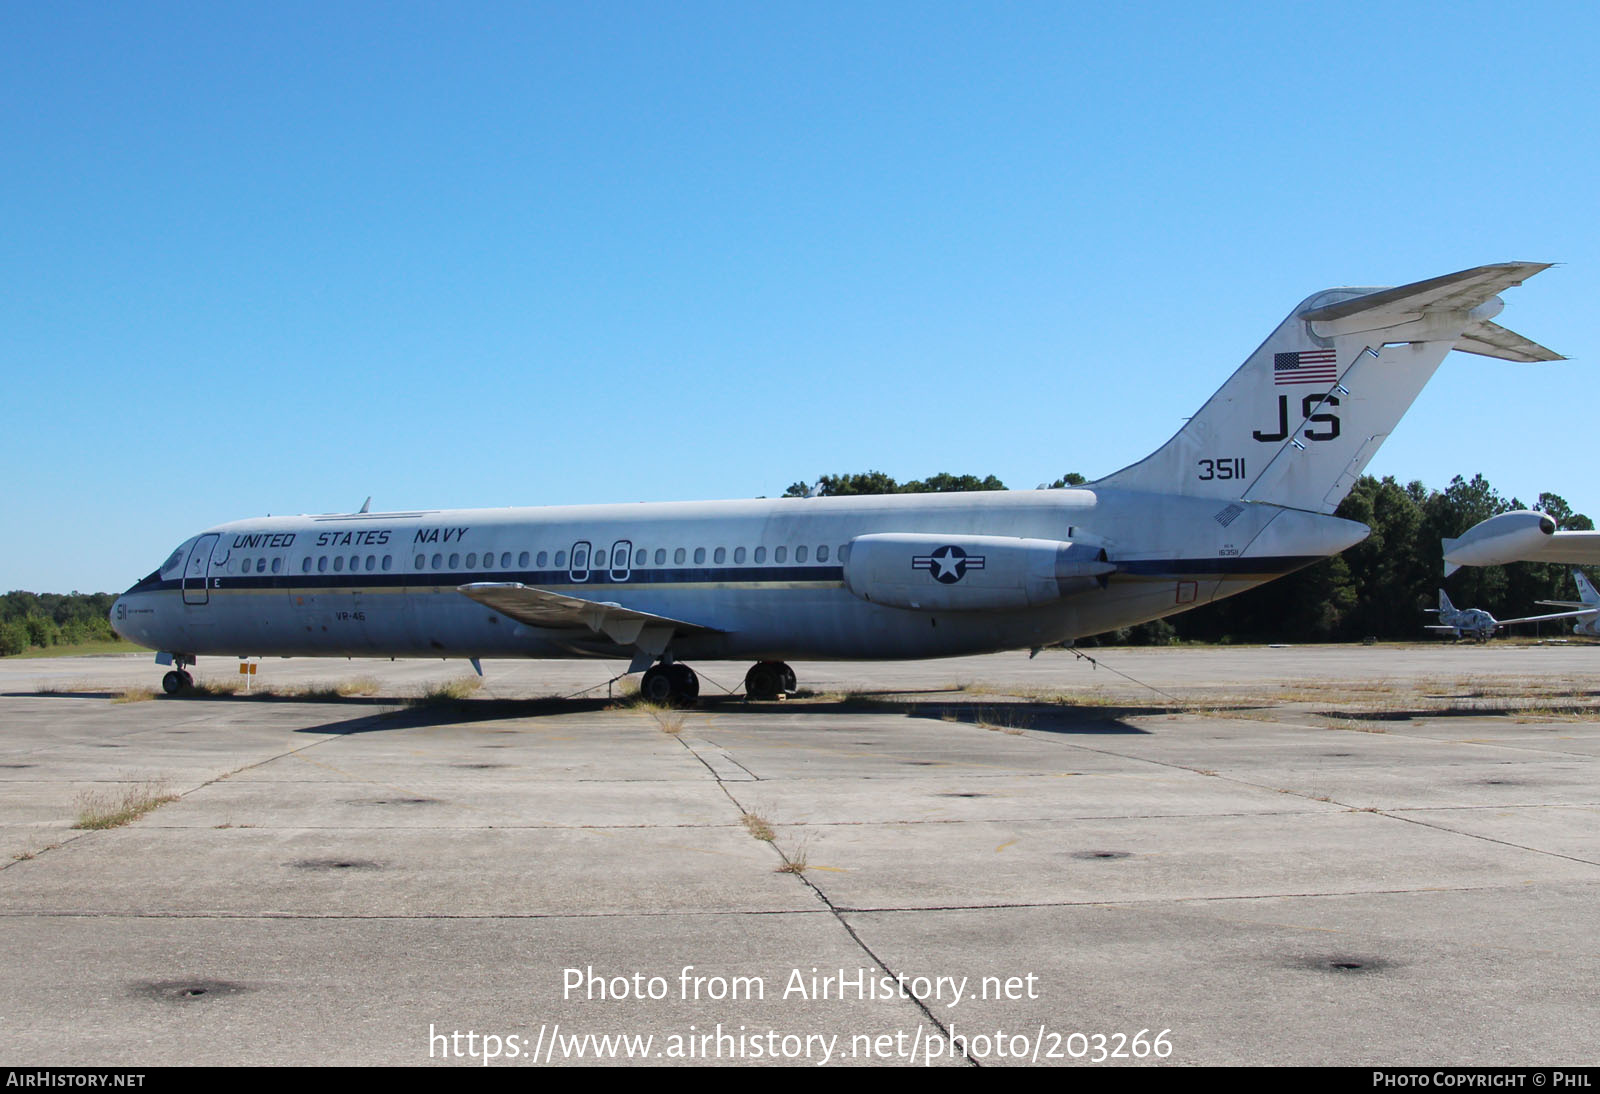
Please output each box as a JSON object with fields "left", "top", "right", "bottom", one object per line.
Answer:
{"left": 160, "top": 547, "right": 186, "bottom": 576}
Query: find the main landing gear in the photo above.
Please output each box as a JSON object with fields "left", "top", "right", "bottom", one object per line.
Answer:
{"left": 635, "top": 660, "right": 799, "bottom": 705}
{"left": 743, "top": 661, "right": 796, "bottom": 701}
{"left": 640, "top": 662, "right": 699, "bottom": 706}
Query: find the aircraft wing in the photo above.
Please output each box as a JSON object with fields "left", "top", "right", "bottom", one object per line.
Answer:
{"left": 1494, "top": 608, "right": 1600, "bottom": 628}
{"left": 457, "top": 583, "right": 724, "bottom": 653}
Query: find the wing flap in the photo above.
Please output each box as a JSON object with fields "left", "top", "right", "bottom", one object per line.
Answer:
{"left": 457, "top": 582, "right": 724, "bottom": 644}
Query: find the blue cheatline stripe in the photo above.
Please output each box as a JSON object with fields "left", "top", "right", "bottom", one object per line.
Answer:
{"left": 126, "top": 554, "right": 1323, "bottom": 597}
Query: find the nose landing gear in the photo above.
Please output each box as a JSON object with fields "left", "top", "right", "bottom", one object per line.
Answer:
{"left": 160, "top": 655, "right": 196, "bottom": 696}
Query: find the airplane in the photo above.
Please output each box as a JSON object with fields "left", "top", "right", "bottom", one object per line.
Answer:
{"left": 1535, "top": 569, "right": 1600, "bottom": 637}
{"left": 1443, "top": 511, "right": 1600, "bottom": 575}
{"left": 111, "top": 261, "right": 1562, "bottom": 703}
{"left": 1423, "top": 588, "right": 1595, "bottom": 641}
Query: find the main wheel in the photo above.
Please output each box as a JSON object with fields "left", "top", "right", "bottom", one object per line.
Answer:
{"left": 777, "top": 662, "right": 796, "bottom": 693}
{"left": 667, "top": 663, "right": 699, "bottom": 702}
{"left": 640, "top": 666, "right": 675, "bottom": 704}
{"left": 745, "top": 662, "right": 782, "bottom": 701}
{"left": 162, "top": 671, "right": 184, "bottom": 696}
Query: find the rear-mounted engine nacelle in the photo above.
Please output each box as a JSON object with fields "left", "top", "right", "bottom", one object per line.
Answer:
{"left": 1442, "top": 510, "right": 1557, "bottom": 571}
{"left": 844, "top": 533, "right": 1115, "bottom": 612}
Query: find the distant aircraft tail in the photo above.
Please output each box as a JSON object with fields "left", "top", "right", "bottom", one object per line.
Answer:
{"left": 1576, "top": 569, "right": 1598, "bottom": 606}
{"left": 1094, "top": 263, "right": 1560, "bottom": 513}
{"left": 1438, "top": 589, "right": 1457, "bottom": 615}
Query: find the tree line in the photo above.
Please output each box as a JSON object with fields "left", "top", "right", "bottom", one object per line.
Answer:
{"left": 782, "top": 469, "right": 1593, "bottom": 644}
{"left": 0, "top": 591, "right": 121, "bottom": 656}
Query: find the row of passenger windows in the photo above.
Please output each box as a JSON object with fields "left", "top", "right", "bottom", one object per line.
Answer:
{"left": 409, "top": 544, "right": 846, "bottom": 571}
{"left": 228, "top": 545, "right": 850, "bottom": 576}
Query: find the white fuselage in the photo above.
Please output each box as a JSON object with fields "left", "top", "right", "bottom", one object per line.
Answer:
{"left": 110, "top": 487, "right": 1365, "bottom": 665}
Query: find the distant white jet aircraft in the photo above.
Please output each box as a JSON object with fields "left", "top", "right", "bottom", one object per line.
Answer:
{"left": 1535, "top": 569, "right": 1600, "bottom": 637}
{"left": 1443, "top": 512, "right": 1600, "bottom": 575}
{"left": 1424, "top": 588, "right": 1594, "bottom": 641}
{"left": 111, "top": 262, "right": 1562, "bottom": 701}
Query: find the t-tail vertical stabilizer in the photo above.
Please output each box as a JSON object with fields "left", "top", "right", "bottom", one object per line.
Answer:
{"left": 1094, "top": 263, "right": 1559, "bottom": 514}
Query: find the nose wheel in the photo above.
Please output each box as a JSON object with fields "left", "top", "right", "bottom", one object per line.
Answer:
{"left": 161, "top": 669, "right": 195, "bottom": 695}
{"left": 640, "top": 663, "right": 699, "bottom": 706}
{"left": 744, "top": 661, "right": 796, "bottom": 701}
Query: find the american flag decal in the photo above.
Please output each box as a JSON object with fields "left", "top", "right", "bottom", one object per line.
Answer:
{"left": 1273, "top": 348, "right": 1338, "bottom": 385}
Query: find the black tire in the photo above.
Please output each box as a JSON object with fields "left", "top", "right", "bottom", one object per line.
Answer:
{"left": 668, "top": 663, "right": 699, "bottom": 701}
{"left": 778, "top": 662, "right": 797, "bottom": 694}
{"left": 745, "top": 662, "right": 781, "bottom": 701}
{"left": 162, "top": 671, "right": 184, "bottom": 696}
{"left": 640, "top": 666, "right": 674, "bottom": 704}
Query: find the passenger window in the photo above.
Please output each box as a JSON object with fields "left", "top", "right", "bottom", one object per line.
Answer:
{"left": 674, "top": 548, "right": 686, "bottom": 564}
{"left": 817, "top": 545, "right": 829, "bottom": 562}
{"left": 519, "top": 551, "right": 529, "bottom": 567}
{"left": 501, "top": 552, "right": 511, "bottom": 568}
{"left": 382, "top": 556, "right": 392, "bottom": 571}
{"left": 537, "top": 551, "right": 549, "bottom": 567}
{"left": 449, "top": 553, "right": 460, "bottom": 568}
{"left": 365, "top": 555, "right": 376, "bottom": 571}
{"left": 775, "top": 546, "right": 787, "bottom": 563}
{"left": 302, "top": 558, "right": 312, "bottom": 573}
{"left": 333, "top": 557, "right": 344, "bottom": 572}
{"left": 796, "top": 546, "right": 808, "bottom": 563}
{"left": 755, "top": 546, "right": 766, "bottom": 563}
{"left": 349, "top": 555, "right": 359, "bottom": 572}
{"left": 655, "top": 549, "right": 665, "bottom": 565}
{"left": 318, "top": 556, "right": 328, "bottom": 573}
{"left": 594, "top": 550, "right": 606, "bottom": 567}
{"left": 693, "top": 547, "right": 706, "bottom": 564}
{"left": 574, "top": 547, "right": 589, "bottom": 568}
{"left": 272, "top": 558, "right": 283, "bottom": 573}
{"left": 734, "top": 546, "right": 745, "bottom": 563}
{"left": 415, "top": 554, "right": 426, "bottom": 569}
{"left": 555, "top": 551, "right": 567, "bottom": 568}
{"left": 839, "top": 544, "right": 849, "bottom": 563}
{"left": 636, "top": 549, "right": 647, "bottom": 566}
{"left": 713, "top": 547, "right": 725, "bottom": 563}
{"left": 466, "top": 553, "right": 477, "bottom": 568}
{"left": 432, "top": 553, "right": 443, "bottom": 569}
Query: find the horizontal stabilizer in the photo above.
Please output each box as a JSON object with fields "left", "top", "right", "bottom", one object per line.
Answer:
{"left": 1301, "top": 262, "right": 1553, "bottom": 332}
{"left": 1453, "top": 318, "right": 1564, "bottom": 363}
{"left": 457, "top": 583, "right": 723, "bottom": 648}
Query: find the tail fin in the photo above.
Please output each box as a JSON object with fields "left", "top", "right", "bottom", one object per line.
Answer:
{"left": 1439, "top": 589, "right": 1457, "bottom": 615}
{"left": 1095, "top": 263, "right": 1558, "bottom": 513}
{"left": 1576, "top": 569, "right": 1598, "bottom": 605}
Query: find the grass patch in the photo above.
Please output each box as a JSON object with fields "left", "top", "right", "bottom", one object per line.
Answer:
{"left": 775, "top": 835, "right": 811, "bottom": 874}
{"left": 73, "top": 780, "right": 179, "bottom": 830}
{"left": 271, "top": 676, "right": 383, "bottom": 700}
{"left": 974, "top": 706, "right": 1034, "bottom": 735}
{"left": 111, "top": 686, "right": 159, "bottom": 704}
{"left": 8, "top": 639, "right": 147, "bottom": 659}
{"left": 408, "top": 676, "right": 483, "bottom": 706}
{"left": 741, "top": 813, "right": 775, "bottom": 841}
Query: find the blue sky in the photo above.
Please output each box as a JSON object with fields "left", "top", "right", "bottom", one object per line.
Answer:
{"left": 4, "top": 1, "right": 1595, "bottom": 593}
